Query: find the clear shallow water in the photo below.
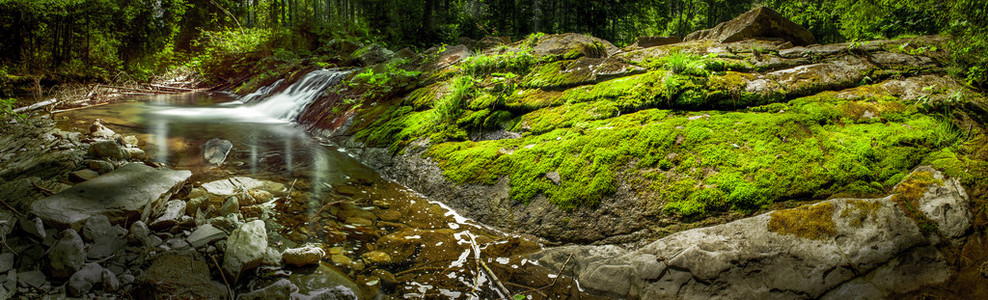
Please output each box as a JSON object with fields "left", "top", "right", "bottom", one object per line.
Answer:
{"left": 55, "top": 92, "right": 595, "bottom": 299}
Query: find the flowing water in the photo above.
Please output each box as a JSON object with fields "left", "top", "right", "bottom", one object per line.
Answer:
{"left": 55, "top": 70, "right": 595, "bottom": 299}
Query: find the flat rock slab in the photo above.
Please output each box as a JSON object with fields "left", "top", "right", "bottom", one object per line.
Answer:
{"left": 31, "top": 163, "right": 191, "bottom": 229}
{"left": 201, "top": 177, "right": 284, "bottom": 197}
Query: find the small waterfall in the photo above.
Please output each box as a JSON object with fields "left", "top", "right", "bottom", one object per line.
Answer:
{"left": 239, "top": 79, "right": 284, "bottom": 103}
{"left": 251, "top": 69, "right": 349, "bottom": 121}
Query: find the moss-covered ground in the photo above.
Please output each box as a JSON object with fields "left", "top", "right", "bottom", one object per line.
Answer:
{"left": 307, "top": 35, "right": 988, "bottom": 221}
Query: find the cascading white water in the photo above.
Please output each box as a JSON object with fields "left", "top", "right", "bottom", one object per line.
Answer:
{"left": 238, "top": 79, "right": 284, "bottom": 103}
{"left": 252, "top": 69, "right": 349, "bottom": 121}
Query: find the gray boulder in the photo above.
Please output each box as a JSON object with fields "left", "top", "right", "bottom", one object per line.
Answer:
{"left": 223, "top": 220, "right": 268, "bottom": 282}
{"left": 351, "top": 44, "right": 394, "bottom": 66}
{"left": 31, "top": 163, "right": 192, "bottom": 229}
{"left": 89, "top": 120, "right": 116, "bottom": 139}
{"left": 88, "top": 235, "right": 126, "bottom": 260}
{"left": 82, "top": 215, "right": 113, "bottom": 242}
{"left": 203, "top": 138, "right": 233, "bottom": 166}
{"left": 685, "top": 6, "right": 816, "bottom": 46}
{"left": 48, "top": 229, "right": 85, "bottom": 279}
{"left": 67, "top": 263, "right": 103, "bottom": 296}
{"left": 89, "top": 140, "right": 127, "bottom": 160}
{"left": 633, "top": 36, "right": 682, "bottom": 48}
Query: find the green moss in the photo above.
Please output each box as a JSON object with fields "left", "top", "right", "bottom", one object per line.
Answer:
{"left": 768, "top": 202, "right": 837, "bottom": 240}
{"left": 503, "top": 89, "right": 565, "bottom": 112}
{"left": 520, "top": 60, "right": 596, "bottom": 89}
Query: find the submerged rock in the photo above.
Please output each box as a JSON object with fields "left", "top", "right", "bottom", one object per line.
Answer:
{"left": 685, "top": 6, "right": 816, "bottom": 45}
{"left": 282, "top": 246, "right": 325, "bottom": 267}
{"left": 202, "top": 138, "right": 233, "bottom": 166}
{"left": 201, "top": 177, "right": 284, "bottom": 197}
{"left": 31, "top": 163, "right": 192, "bottom": 229}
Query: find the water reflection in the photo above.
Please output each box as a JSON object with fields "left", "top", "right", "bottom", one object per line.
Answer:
{"left": 55, "top": 92, "right": 594, "bottom": 299}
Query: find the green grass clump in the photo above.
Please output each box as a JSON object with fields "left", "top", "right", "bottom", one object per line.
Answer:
{"left": 460, "top": 51, "right": 536, "bottom": 77}
{"left": 433, "top": 76, "right": 475, "bottom": 123}
{"left": 664, "top": 52, "right": 709, "bottom": 77}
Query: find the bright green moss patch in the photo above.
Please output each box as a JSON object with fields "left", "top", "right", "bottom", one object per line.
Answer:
{"left": 768, "top": 202, "right": 837, "bottom": 240}
{"left": 521, "top": 60, "right": 595, "bottom": 89}
{"left": 503, "top": 89, "right": 565, "bottom": 111}
{"left": 422, "top": 97, "right": 954, "bottom": 212}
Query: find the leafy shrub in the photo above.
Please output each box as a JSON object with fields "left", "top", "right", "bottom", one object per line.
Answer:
{"left": 1, "top": 98, "right": 26, "bottom": 122}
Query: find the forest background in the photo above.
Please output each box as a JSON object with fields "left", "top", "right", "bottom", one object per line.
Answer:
{"left": 0, "top": 0, "right": 985, "bottom": 90}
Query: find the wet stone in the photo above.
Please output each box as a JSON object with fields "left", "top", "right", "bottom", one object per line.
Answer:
{"left": 18, "top": 270, "right": 46, "bottom": 289}
{"left": 283, "top": 246, "right": 326, "bottom": 267}
{"left": 362, "top": 251, "right": 392, "bottom": 265}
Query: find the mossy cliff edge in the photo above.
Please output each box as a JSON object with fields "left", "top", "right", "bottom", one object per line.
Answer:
{"left": 232, "top": 31, "right": 988, "bottom": 243}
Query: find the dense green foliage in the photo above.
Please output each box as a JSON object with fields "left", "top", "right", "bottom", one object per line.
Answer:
{"left": 2, "top": 0, "right": 987, "bottom": 88}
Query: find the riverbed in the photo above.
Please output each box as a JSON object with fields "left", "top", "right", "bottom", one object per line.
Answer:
{"left": 51, "top": 92, "right": 594, "bottom": 299}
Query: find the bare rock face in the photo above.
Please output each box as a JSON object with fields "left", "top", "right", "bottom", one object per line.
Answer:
{"left": 533, "top": 166, "right": 971, "bottom": 299}
{"left": 633, "top": 36, "right": 682, "bottom": 48}
{"left": 685, "top": 6, "right": 816, "bottom": 46}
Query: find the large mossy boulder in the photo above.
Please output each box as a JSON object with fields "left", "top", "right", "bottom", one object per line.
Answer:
{"left": 685, "top": 6, "right": 816, "bottom": 46}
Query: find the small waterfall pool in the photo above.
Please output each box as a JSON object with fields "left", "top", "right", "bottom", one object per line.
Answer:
{"left": 53, "top": 70, "right": 593, "bottom": 299}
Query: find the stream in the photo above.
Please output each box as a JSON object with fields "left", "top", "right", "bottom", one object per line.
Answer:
{"left": 52, "top": 70, "right": 594, "bottom": 299}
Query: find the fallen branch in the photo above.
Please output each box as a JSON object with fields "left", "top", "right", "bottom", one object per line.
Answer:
{"left": 539, "top": 252, "right": 573, "bottom": 291}
{"left": 51, "top": 102, "right": 112, "bottom": 114}
{"left": 0, "top": 197, "right": 24, "bottom": 218}
{"left": 148, "top": 84, "right": 197, "bottom": 92}
{"left": 505, "top": 282, "right": 547, "bottom": 298}
{"left": 211, "top": 255, "right": 235, "bottom": 300}
{"left": 480, "top": 260, "right": 512, "bottom": 299}
{"left": 31, "top": 180, "right": 55, "bottom": 195}
{"left": 13, "top": 98, "right": 58, "bottom": 113}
